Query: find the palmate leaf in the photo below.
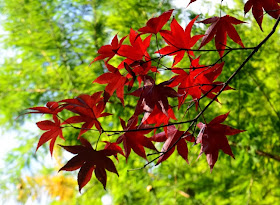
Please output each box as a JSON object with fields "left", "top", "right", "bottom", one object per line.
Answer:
{"left": 169, "top": 57, "right": 232, "bottom": 108}
{"left": 187, "top": 0, "right": 198, "bottom": 7}
{"left": 138, "top": 9, "right": 174, "bottom": 35}
{"left": 59, "top": 137, "right": 121, "bottom": 191}
{"left": 116, "top": 117, "right": 157, "bottom": 160}
{"left": 92, "top": 34, "right": 126, "bottom": 63}
{"left": 27, "top": 101, "right": 63, "bottom": 115}
{"left": 196, "top": 112, "right": 245, "bottom": 172}
{"left": 36, "top": 115, "right": 64, "bottom": 156}
{"left": 130, "top": 76, "right": 180, "bottom": 120}
{"left": 198, "top": 15, "right": 245, "bottom": 56}
{"left": 61, "top": 92, "right": 111, "bottom": 137}
{"left": 151, "top": 125, "right": 195, "bottom": 165}
{"left": 158, "top": 15, "right": 203, "bottom": 67}
{"left": 118, "top": 28, "right": 152, "bottom": 68}
{"left": 244, "top": 0, "right": 280, "bottom": 31}
{"left": 93, "top": 63, "right": 128, "bottom": 105}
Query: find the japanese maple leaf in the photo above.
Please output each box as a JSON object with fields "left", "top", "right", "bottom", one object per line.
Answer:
{"left": 199, "top": 15, "right": 245, "bottom": 57}
{"left": 196, "top": 112, "right": 245, "bottom": 172}
{"left": 118, "top": 29, "right": 152, "bottom": 66}
{"left": 93, "top": 63, "right": 128, "bottom": 105}
{"left": 116, "top": 117, "right": 157, "bottom": 160}
{"left": 123, "top": 56, "right": 158, "bottom": 88}
{"left": 36, "top": 115, "right": 64, "bottom": 156}
{"left": 158, "top": 16, "right": 203, "bottom": 67}
{"left": 187, "top": 0, "right": 197, "bottom": 6}
{"left": 142, "top": 105, "right": 177, "bottom": 129}
{"left": 169, "top": 57, "right": 232, "bottom": 107}
{"left": 138, "top": 9, "right": 174, "bottom": 34}
{"left": 102, "top": 141, "right": 124, "bottom": 161}
{"left": 59, "top": 137, "right": 119, "bottom": 191}
{"left": 92, "top": 34, "right": 126, "bottom": 63}
{"left": 27, "top": 101, "right": 63, "bottom": 115}
{"left": 61, "top": 92, "right": 111, "bottom": 137}
{"left": 151, "top": 125, "right": 195, "bottom": 165}
{"left": 130, "top": 76, "right": 180, "bottom": 120}
{"left": 244, "top": 0, "right": 280, "bottom": 30}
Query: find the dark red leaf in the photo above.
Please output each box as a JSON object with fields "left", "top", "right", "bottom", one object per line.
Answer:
{"left": 199, "top": 15, "right": 245, "bottom": 57}
{"left": 151, "top": 125, "right": 194, "bottom": 165}
{"left": 61, "top": 93, "right": 111, "bottom": 137}
{"left": 244, "top": 0, "right": 280, "bottom": 30}
{"left": 196, "top": 113, "right": 245, "bottom": 172}
{"left": 59, "top": 137, "right": 118, "bottom": 191}
{"left": 116, "top": 117, "right": 157, "bottom": 160}
{"left": 130, "top": 76, "right": 180, "bottom": 119}
{"left": 170, "top": 57, "right": 231, "bottom": 108}
{"left": 187, "top": 0, "right": 198, "bottom": 7}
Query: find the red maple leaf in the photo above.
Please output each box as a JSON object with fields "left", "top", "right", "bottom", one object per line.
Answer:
{"left": 102, "top": 141, "right": 124, "bottom": 161}
{"left": 61, "top": 92, "right": 111, "bottom": 137}
{"left": 151, "top": 125, "right": 195, "bottom": 165}
{"left": 199, "top": 15, "right": 245, "bottom": 57}
{"left": 130, "top": 76, "right": 180, "bottom": 119}
{"left": 244, "top": 0, "right": 280, "bottom": 30}
{"left": 138, "top": 9, "right": 174, "bottom": 35}
{"left": 93, "top": 63, "right": 128, "bottom": 105}
{"left": 59, "top": 137, "right": 119, "bottom": 191}
{"left": 27, "top": 101, "right": 63, "bottom": 115}
{"left": 142, "top": 105, "right": 177, "bottom": 130}
{"left": 116, "top": 117, "right": 157, "bottom": 160}
{"left": 118, "top": 29, "right": 152, "bottom": 65}
{"left": 36, "top": 115, "right": 64, "bottom": 156}
{"left": 169, "top": 57, "right": 232, "bottom": 107}
{"left": 187, "top": 0, "right": 198, "bottom": 7}
{"left": 196, "top": 112, "right": 245, "bottom": 171}
{"left": 157, "top": 16, "right": 203, "bottom": 67}
{"left": 92, "top": 34, "right": 126, "bottom": 63}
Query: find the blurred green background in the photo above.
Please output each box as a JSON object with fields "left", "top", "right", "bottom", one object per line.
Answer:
{"left": 0, "top": 0, "right": 279, "bottom": 204}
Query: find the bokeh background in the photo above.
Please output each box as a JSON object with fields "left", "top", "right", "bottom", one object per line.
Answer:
{"left": 0, "top": 0, "right": 279, "bottom": 204}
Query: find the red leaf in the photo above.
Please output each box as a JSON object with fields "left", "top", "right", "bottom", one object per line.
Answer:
{"left": 59, "top": 137, "right": 118, "bottom": 191}
{"left": 170, "top": 57, "right": 231, "bottom": 107}
{"left": 187, "top": 0, "right": 198, "bottom": 7}
{"left": 61, "top": 93, "right": 111, "bottom": 137}
{"left": 91, "top": 34, "right": 126, "bottom": 63}
{"left": 244, "top": 0, "right": 280, "bottom": 30}
{"left": 138, "top": 9, "right": 174, "bottom": 34}
{"left": 199, "top": 15, "right": 245, "bottom": 57}
{"left": 78, "top": 162, "right": 95, "bottom": 192}
{"left": 130, "top": 76, "right": 180, "bottom": 119}
{"left": 102, "top": 141, "right": 124, "bottom": 160}
{"left": 158, "top": 16, "right": 203, "bottom": 66}
{"left": 116, "top": 117, "right": 157, "bottom": 160}
{"left": 36, "top": 116, "right": 64, "bottom": 156}
{"left": 151, "top": 125, "right": 194, "bottom": 165}
{"left": 118, "top": 29, "right": 152, "bottom": 63}
{"left": 196, "top": 113, "right": 245, "bottom": 172}
{"left": 27, "top": 101, "right": 63, "bottom": 115}
{"left": 142, "top": 106, "right": 177, "bottom": 131}
{"left": 93, "top": 63, "right": 128, "bottom": 105}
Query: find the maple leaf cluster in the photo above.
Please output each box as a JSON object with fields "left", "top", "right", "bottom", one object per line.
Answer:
{"left": 25, "top": 0, "right": 280, "bottom": 191}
